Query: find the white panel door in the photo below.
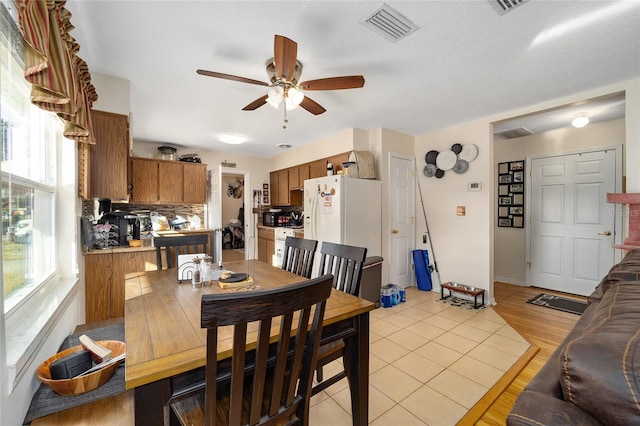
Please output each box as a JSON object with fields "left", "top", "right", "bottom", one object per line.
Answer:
{"left": 528, "top": 150, "right": 617, "bottom": 296}
{"left": 388, "top": 154, "right": 415, "bottom": 288}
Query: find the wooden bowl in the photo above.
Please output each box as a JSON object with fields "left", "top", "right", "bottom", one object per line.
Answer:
{"left": 128, "top": 239, "right": 143, "bottom": 247}
{"left": 37, "top": 340, "right": 125, "bottom": 395}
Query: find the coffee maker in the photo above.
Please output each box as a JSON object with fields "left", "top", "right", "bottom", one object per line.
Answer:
{"left": 98, "top": 211, "right": 140, "bottom": 246}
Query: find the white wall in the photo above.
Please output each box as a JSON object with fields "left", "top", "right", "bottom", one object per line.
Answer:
{"left": 415, "top": 120, "right": 494, "bottom": 301}
{"left": 413, "top": 79, "right": 640, "bottom": 304}
{"left": 270, "top": 128, "right": 367, "bottom": 170}
{"left": 90, "top": 73, "right": 131, "bottom": 115}
{"left": 494, "top": 119, "right": 626, "bottom": 285}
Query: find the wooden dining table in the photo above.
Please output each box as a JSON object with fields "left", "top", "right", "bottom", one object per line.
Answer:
{"left": 124, "top": 259, "right": 375, "bottom": 425}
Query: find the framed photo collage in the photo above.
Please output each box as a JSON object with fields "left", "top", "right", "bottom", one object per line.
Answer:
{"left": 498, "top": 161, "right": 525, "bottom": 228}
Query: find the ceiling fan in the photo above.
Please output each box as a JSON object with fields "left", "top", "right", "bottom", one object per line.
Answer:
{"left": 196, "top": 35, "right": 365, "bottom": 120}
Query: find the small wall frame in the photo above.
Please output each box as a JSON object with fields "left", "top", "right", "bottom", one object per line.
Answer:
{"left": 498, "top": 161, "right": 525, "bottom": 228}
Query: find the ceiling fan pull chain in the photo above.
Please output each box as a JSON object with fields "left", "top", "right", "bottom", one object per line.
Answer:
{"left": 283, "top": 105, "right": 288, "bottom": 129}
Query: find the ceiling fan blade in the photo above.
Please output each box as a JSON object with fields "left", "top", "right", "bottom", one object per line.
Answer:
{"left": 196, "top": 69, "right": 269, "bottom": 87}
{"left": 274, "top": 35, "right": 298, "bottom": 81}
{"left": 299, "top": 76, "right": 365, "bottom": 91}
{"left": 242, "top": 95, "right": 268, "bottom": 111}
{"left": 299, "top": 96, "right": 326, "bottom": 115}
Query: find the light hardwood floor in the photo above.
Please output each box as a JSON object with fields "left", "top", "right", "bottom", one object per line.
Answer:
{"left": 475, "top": 282, "right": 585, "bottom": 425}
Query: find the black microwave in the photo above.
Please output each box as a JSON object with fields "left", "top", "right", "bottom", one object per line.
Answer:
{"left": 263, "top": 212, "right": 289, "bottom": 227}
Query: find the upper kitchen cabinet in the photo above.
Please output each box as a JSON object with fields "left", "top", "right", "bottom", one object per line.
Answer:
{"left": 309, "top": 159, "right": 328, "bottom": 179}
{"left": 289, "top": 164, "right": 309, "bottom": 190}
{"left": 130, "top": 158, "right": 207, "bottom": 204}
{"left": 270, "top": 169, "right": 289, "bottom": 206}
{"left": 183, "top": 162, "right": 207, "bottom": 203}
{"left": 84, "top": 110, "right": 129, "bottom": 200}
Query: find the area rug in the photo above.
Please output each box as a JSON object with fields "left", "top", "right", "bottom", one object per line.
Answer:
{"left": 527, "top": 293, "right": 587, "bottom": 315}
{"left": 437, "top": 295, "right": 487, "bottom": 311}
{"left": 23, "top": 322, "right": 125, "bottom": 424}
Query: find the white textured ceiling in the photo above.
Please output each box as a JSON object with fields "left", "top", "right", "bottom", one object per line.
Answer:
{"left": 65, "top": 1, "right": 640, "bottom": 157}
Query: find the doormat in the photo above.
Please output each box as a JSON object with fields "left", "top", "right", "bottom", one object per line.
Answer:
{"left": 437, "top": 296, "right": 486, "bottom": 311}
{"left": 527, "top": 293, "right": 588, "bottom": 315}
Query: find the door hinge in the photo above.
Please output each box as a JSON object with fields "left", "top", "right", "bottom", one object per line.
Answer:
{"left": 411, "top": 217, "right": 415, "bottom": 224}
{"left": 527, "top": 261, "right": 532, "bottom": 269}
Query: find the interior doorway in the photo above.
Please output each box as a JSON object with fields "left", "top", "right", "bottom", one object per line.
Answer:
{"left": 492, "top": 92, "right": 626, "bottom": 295}
{"left": 210, "top": 166, "right": 253, "bottom": 263}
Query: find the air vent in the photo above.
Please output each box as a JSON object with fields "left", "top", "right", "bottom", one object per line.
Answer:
{"left": 488, "top": 0, "right": 529, "bottom": 15}
{"left": 495, "top": 127, "right": 534, "bottom": 139}
{"left": 361, "top": 3, "right": 418, "bottom": 43}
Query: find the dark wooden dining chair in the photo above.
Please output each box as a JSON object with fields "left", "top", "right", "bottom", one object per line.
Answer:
{"left": 313, "top": 241, "right": 367, "bottom": 395}
{"left": 170, "top": 274, "right": 334, "bottom": 426}
{"left": 281, "top": 236, "right": 318, "bottom": 279}
{"left": 154, "top": 234, "right": 209, "bottom": 270}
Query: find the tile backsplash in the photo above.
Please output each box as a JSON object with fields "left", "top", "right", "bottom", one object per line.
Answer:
{"left": 82, "top": 200, "right": 206, "bottom": 226}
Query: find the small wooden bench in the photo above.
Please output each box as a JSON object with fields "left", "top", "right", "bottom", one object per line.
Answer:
{"left": 440, "top": 282, "right": 485, "bottom": 309}
{"left": 30, "top": 319, "right": 133, "bottom": 425}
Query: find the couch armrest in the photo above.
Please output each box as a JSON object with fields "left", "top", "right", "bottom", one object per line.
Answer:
{"left": 507, "top": 390, "right": 603, "bottom": 426}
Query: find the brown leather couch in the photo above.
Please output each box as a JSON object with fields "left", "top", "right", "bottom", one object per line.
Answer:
{"left": 507, "top": 249, "right": 640, "bottom": 426}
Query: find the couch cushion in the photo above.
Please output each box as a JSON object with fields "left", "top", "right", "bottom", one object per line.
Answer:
{"left": 560, "top": 281, "right": 640, "bottom": 425}
{"left": 590, "top": 249, "right": 640, "bottom": 303}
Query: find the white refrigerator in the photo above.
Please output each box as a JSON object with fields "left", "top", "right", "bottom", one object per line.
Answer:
{"left": 304, "top": 176, "right": 381, "bottom": 271}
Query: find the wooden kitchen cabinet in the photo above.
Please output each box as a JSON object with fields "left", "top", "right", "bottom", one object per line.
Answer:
{"left": 277, "top": 169, "right": 289, "bottom": 205}
{"left": 309, "top": 159, "right": 328, "bottom": 178}
{"left": 269, "top": 171, "right": 279, "bottom": 205}
{"left": 289, "top": 164, "right": 309, "bottom": 189}
{"left": 289, "top": 166, "right": 299, "bottom": 190}
{"left": 158, "top": 161, "right": 183, "bottom": 203}
{"left": 85, "top": 248, "right": 157, "bottom": 322}
{"left": 130, "top": 157, "right": 159, "bottom": 203}
{"left": 130, "top": 158, "right": 207, "bottom": 204}
{"left": 258, "top": 226, "right": 275, "bottom": 265}
{"left": 86, "top": 110, "right": 129, "bottom": 200}
{"left": 183, "top": 163, "right": 207, "bottom": 203}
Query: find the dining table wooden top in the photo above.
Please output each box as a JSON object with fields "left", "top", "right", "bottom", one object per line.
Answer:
{"left": 124, "top": 260, "right": 375, "bottom": 390}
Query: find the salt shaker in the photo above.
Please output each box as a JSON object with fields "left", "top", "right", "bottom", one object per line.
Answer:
{"left": 202, "top": 256, "right": 212, "bottom": 286}
{"left": 192, "top": 258, "right": 202, "bottom": 288}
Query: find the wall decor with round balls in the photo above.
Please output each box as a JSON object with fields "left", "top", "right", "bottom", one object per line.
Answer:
{"left": 423, "top": 143, "right": 478, "bottom": 178}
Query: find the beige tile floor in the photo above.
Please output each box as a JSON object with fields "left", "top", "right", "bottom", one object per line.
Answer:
{"left": 309, "top": 287, "right": 530, "bottom": 426}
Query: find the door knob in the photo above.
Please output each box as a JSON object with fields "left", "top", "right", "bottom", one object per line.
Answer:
{"left": 598, "top": 231, "right": 612, "bottom": 236}
{"left": 391, "top": 229, "right": 399, "bottom": 234}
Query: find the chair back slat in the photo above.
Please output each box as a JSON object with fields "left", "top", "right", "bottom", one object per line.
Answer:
{"left": 281, "top": 237, "right": 318, "bottom": 279}
{"left": 318, "top": 242, "right": 367, "bottom": 296}
{"left": 154, "top": 234, "right": 209, "bottom": 270}
{"left": 200, "top": 274, "right": 333, "bottom": 426}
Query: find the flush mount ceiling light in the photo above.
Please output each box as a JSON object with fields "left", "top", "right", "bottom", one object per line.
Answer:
{"left": 219, "top": 134, "right": 246, "bottom": 145}
{"left": 572, "top": 113, "right": 590, "bottom": 128}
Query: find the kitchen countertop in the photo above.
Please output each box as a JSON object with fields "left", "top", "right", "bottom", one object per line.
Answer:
{"left": 84, "top": 228, "right": 214, "bottom": 255}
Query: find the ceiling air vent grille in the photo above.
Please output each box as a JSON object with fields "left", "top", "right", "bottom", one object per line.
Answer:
{"left": 361, "top": 3, "right": 418, "bottom": 43}
{"left": 495, "top": 127, "right": 534, "bottom": 139}
{"left": 489, "top": 0, "right": 529, "bottom": 16}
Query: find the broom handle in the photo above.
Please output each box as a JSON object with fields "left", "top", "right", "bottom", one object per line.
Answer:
{"left": 416, "top": 171, "right": 442, "bottom": 286}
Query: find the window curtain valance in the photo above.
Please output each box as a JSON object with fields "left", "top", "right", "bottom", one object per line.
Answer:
{"left": 16, "top": 0, "right": 98, "bottom": 144}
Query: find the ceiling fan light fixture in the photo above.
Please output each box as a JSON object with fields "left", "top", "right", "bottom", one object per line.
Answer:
{"left": 572, "top": 113, "right": 589, "bottom": 128}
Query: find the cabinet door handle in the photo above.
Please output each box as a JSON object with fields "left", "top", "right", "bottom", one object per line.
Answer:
{"left": 391, "top": 229, "right": 399, "bottom": 234}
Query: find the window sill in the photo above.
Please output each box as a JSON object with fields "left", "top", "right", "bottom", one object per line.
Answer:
{"left": 5, "top": 277, "right": 79, "bottom": 392}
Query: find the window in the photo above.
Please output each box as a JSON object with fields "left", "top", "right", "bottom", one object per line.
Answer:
{"left": 1, "top": 2, "right": 58, "bottom": 315}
